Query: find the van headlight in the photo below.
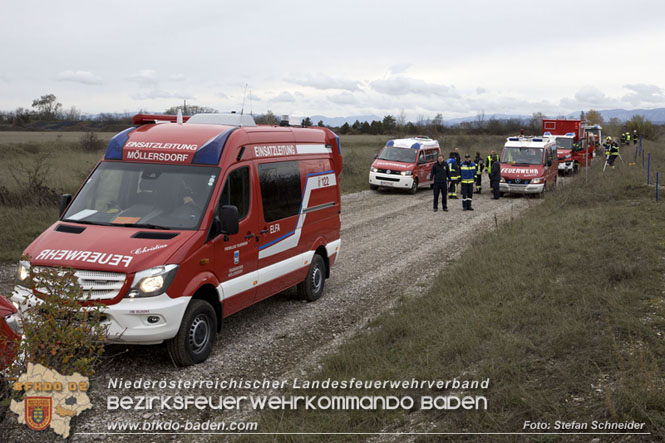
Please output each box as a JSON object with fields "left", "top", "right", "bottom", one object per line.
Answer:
{"left": 370, "top": 167, "right": 378, "bottom": 172}
{"left": 531, "top": 177, "right": 544, "bottom": 184}
{"left": 400, "top": 171, "right": 412, "bottom": 176}
{"left": 126, "top": 264, "right": 179, "bottom": 298}
{"left": 16, "top": 260, "right": 30, "bottom": 284}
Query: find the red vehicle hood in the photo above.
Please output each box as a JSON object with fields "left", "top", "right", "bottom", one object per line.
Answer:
{"left": 372, "top": 159, "right": 412, "bottom": 171}
{"left": 0, "top": 295, "right": 16, "bottom": 316}
{"left": 23, "top": 222, "right": 198, "bottom": 273}
{"left": 500, "top": 164, "right": 544, "bottom": 179}
{"left": 557, "top": 149, "right": 573, "bottom": 159}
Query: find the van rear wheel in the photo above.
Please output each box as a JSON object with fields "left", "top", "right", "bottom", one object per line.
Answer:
{"left": 297, "top": 254, "right": 326, "bottom": 302}
{"left": 370, "top": 184, "right": 379, "bottom": 191}
{"left": 167, "top": 299, "right": 217, "bottom": 366}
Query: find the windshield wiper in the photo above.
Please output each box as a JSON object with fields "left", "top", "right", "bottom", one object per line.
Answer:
{"left": 115, "top": 223, "right": 172, "bottom": 230}
{"left": 62, "top": 219, "right": 112, "bottom": 226}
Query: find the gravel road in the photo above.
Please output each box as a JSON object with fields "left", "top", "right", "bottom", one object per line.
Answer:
{"left": 2, "top": 187, "right": 537, "bottom": 441}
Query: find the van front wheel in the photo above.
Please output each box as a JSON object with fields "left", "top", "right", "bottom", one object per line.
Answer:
{"left": 167, "top": 299, "right": 217, "bottom": 366}
{"left": 409, "top": 178, "right": 418, "bottom": 194}
{"left": 297, "top": 254, "right": 326, "bottom": 302}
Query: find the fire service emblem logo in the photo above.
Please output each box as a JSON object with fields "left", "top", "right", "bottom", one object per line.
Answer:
{"left": 25, "top": 397, "right": 52, "bottom": 431}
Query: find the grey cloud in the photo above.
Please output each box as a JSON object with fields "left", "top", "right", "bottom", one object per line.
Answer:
{"left": 128, "top": 69, "right": 158, "bottom": 86}
{"left": 271, "top": 91, "right": 296, "bottom": 103}
{"left": 56, "top": 70, "right": 102, "bottom": 85}
{"left": 370, "top": 77, "right": 460, "bottom": 98}
{"left": 622, "top": 83, "right": 665, "bottom": 105}
{"left": 328, "top": 92, "right": 358, "bottom": 105}
{"left": 559, "top": 86, "right": 618, "bottom": 110}
{"left": 290, "top": 74, "right": 361, "bottom": 92}
{"left": 131, "top": 89, "right": 193, "bottom": 100}
{"left": 476, "top": 87, "right": 487, "bottom": 95}
{"left": 388, "top": 63, "right": 411, "bottom": 75}
{"left": 216, "top": 92, "right": 229, "bottom": 99}
{"left": 168, "top": 73, "right": 186, "bottom": 81}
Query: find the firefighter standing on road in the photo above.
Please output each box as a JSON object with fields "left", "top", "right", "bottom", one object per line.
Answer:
{"left": 447, "top": 152, "right": 460, "bottom": 199}
{"left": 474, "top": 151, "right": 484, "bottom": 193}
{"left": 633, "top": 129, "right": 639, "bottom": 144}
{"left": 430, "top": 154, "right": 449, "bottom": 212}
{"left": 460, "top": 154, "right": 476, "bottom": 211}
{"left": 486, "top": 150, "right": 496, "bottom": 193}
{"left": 490, "top": 154, "right": 501, "bottom": 199}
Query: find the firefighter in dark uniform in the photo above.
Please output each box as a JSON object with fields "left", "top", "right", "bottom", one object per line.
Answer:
{"left": 447, "top": 152, "right": 460, "bottom": 199}
{"left": 429, "top": 154, "right": 449, "bottom": 212}
{"left": 607, "top": 140, "right": 620, "bottom": 169}
{"left": 460, "top": 153, "right": 476, "bottom": 210}
{"left": 474, "top": 151, "right": 484, "bottom": 193}
{"left": 486, "top": 150, "right": 496, "bottom": 192}
{"left": 490, "top": 154, "right": 501, "bottom": 199}
{"left": 633, "top": 129, "right": 638, "bottom": 144}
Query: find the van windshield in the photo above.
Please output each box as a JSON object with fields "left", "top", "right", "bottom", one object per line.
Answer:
{"left": 555, "top": 137, "right": 574, "bottom": 150}
{"left": 501, "top": 147, "right": 543, "bottom": 165}
{"left": 378, "top": 147, "right": 417, "bottom": 163}
{"left": 63, "top": 162, "right": 220, "bottom": 230}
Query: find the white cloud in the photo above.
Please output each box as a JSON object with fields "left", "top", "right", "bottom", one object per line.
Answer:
{"left": 289, "top": 73, "right": 361, "bottom": 92}
{"left": 370, "top": 76, "right": 460, "bottom": 98}
{"left": 128, "top": 69, "right": 158, "bottom": 86}
{"left": 168, "top": 73, "right": 186, "bottom": 81}
{"left": 622, "top": 83, "right": 665, "bottom": 106}
{"left": 56, "top": 70, "right": 102, "bottom": 85}
{"left": 476, "top": 87, "right": 487, "bottom": 95}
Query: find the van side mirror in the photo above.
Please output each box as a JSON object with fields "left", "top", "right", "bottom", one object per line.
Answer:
{"left": 59, "top": 194, "right": 72, "bottom": 217}
{"left": 219, "top": 205, "right": 239, "bottom": 240}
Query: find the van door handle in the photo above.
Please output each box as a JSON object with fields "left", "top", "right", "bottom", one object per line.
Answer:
{"left": 245, "top": 233, "right": 255, "bottom": 239}
{"left": 259, "top": 229, "right": 269, "bottom": 235}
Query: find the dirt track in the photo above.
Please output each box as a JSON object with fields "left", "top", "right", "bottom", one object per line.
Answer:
{"left": 2, "top": 186, "right": 538, "bottom": 441}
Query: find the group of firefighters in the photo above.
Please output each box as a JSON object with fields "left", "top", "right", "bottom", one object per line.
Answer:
{"left": 603, "top": 128, "right": 638, "bottom": 170}
{"left": 429, "top": 148, "right": 501, "bottom": 212}
{"left": 620, "top": 129, "right": 639, "bottom": 146}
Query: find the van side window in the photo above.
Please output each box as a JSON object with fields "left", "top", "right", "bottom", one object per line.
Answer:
{"left": 258, "top": 161, "right": 302, "bottom": 222}
{"left": 418, "top": 151, "right": 425, "bottom": 163}
{"left": 220, "top": 166, "right": 250, "bottom": 220}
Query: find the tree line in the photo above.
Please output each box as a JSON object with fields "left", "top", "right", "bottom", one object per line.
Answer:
{"left": 0, "top": 94, "right": 660, "bottom": 140}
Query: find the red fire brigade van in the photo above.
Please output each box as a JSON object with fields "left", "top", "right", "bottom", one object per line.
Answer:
{"left": 542, "top": 119, "right": 595, "bottom": 172}
{"left": 499, "top": 135, "right": 558, "bottom": 196}
{"left": 12, "top": 113, "right": 343, "bottom": 366}
{"left": 369, "top": 136, "right": 440, "bottom": 194}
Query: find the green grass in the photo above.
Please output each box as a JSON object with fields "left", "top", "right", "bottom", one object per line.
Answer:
{"left": 248, "top": 140, "right": 665, "bottom": 441}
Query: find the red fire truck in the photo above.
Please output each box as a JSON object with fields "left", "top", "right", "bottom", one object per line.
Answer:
{"left": 542, "top": 119, "right": 595, "bottom": 173}
{"left": 13, "top": 113, "right": 343, "bottom": 366}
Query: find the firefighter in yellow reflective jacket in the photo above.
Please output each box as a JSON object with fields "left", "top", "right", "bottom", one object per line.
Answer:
{"left": 447, "top": 152, "right": 460, "bottom": 198}
{"left": 473, "top": 151, "right": 484, "bottom": 193}
{"left": 486, "top": 150, "right": 496, "bottom": 192}
{"left": 625, "top": 131, "right": 631, "bottom": 145}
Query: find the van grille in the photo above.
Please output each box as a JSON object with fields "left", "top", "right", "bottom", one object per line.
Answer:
{"left": 32, "top": 267, "right": 127, "bottom": 300}
{"left": 376, "top": 169, "right": 402, "bottom": 175}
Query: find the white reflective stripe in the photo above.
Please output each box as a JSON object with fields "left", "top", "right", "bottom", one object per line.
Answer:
{"left": 258, "top": 250, "right": 314, "bottom": 286}
{"left": 218, "top": 271, "right": 258, "bottom": 300}
{"left": 218, "top": 250, "right": 320, "bottom": 300}
{"left": 296, "top": 144, "right": 330, "bottom": 155}
{"left": 258, "top": 172, "right": 337, "bottom": 260}
{"left": 326, "top": 239, "right": 341, "bottom": 260}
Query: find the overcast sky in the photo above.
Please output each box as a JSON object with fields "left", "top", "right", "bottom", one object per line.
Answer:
{"left": 2, "top": 0, "right": 665, "bottom": 121}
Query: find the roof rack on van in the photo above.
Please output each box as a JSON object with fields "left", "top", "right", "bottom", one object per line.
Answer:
{"left": 131, "top": 113, "right": 257, "bottom": 127}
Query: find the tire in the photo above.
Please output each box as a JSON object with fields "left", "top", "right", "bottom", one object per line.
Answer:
{"left": 369, "top": 184, "right": 379, "bottom": 191}
{"left": 297, "top": 254, "right": 326, "bottom": 302}
{"left": 409, "top": 178, "right": 418, "bottom": 194}
{"left": 573, "top": 163, "right": 579, "bottom": 174}
{"left": 167, "top": 299, "right": 217, "bottom": 366}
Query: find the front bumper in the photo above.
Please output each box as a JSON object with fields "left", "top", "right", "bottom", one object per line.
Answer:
{"left": 558, "top": 161, "right": 574, "bottom": 172}
{"left": 12, "top": 285, "right": 190, "bottom": 345}
{"left": 369, "top": 171, "right": 414, "bottom": 189}
{"left": 499, "top": 182, "right": 545, "bottom": 194}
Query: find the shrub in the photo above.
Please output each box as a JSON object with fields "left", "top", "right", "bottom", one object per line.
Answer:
{"left": 8, "top": 261, "right": 108, "bottom": 380}
{"left": 79, "top": 131, "right": 105, "bottom": 152}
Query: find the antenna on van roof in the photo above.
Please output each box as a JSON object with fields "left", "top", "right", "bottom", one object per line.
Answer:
{"left": 249, "top": 89, "right": 253, "bottom": 116}
{"left": 240, "top": 83, "right": 248, "bottom": 116}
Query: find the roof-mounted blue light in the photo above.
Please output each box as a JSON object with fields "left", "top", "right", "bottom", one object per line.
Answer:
{"left": 508, "top": 137, "right": 519, "bottom": 141}
{"left": 565, "top": 132, "right": 575, "bottom": 137}
{"left": 543, "top": 131, "right": 552, "bottom": 136}
{"left": 104, "top": 127, "right": 136, "bottom": 160}
{"left": 532, "top": 138, "right": 543, "bottom": 142}
{"left": 410, "top": 142, "right": 421, "bottom": 150}
{"left": 192, "top": 128, "right": 236, "bottom": 165}
{"left": 386, "top": 140, "right": 394, "bottom": 147}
